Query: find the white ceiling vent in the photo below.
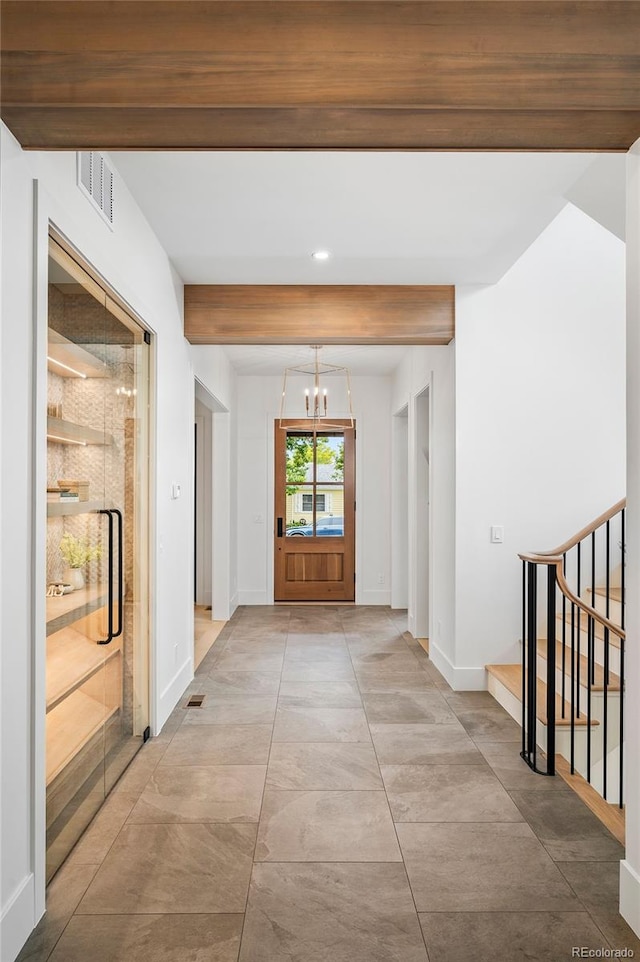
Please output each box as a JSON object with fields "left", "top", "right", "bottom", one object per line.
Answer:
{"left": 77, "top": 152, "right": 114, "bottom": 229}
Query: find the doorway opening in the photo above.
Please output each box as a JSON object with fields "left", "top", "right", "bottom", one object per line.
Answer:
{"left": 413, "top": 387, "right": 430, "bottom": 650}
{"left": 193, "top": 379, "right": 226, "bottom": 667}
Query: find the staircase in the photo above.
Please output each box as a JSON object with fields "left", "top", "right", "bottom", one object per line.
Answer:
{"left": 486, "top": 499, "right": 626, "bottom": 807}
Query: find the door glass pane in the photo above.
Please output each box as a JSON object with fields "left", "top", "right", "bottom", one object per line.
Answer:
{"left": 314, "top": 486, "right": 345, "bottom": 536}
{"left": 286, "top": 484, "right": 313, "bottom": 534}
{"left": 316, "top": 434, "right": 344, "bottom": 483}
{"left": 286, "top": 433, "right": 314, "bottom": 484}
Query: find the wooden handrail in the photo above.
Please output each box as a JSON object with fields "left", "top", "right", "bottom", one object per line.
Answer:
{"left": 518, "top": 552, "right": 625, "bottom": 641}
{"left": 532, "top": 498, "right": 626, "bottom": 558}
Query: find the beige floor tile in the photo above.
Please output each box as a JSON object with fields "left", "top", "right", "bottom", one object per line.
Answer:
{"left": 267, "top": 742, "right": 383, "bottom": 790}
{"left": 16, "top": 863, "right": 100, "bottom": 962}
{"left": 352, "top": 652, "right": 420, "bottom": 672}
{"left": 202, "top": 670, "right": 281, "bottom": 695}
{"left": 362, "top": 691, "right": 458, "bottom": 724}
{"left": 256, "top": 790, "right": 401, "bottom": 862}
{"left": 49, "top": 914, "right": 243, "bottom": 962}
{"left": 273, "top": 706, "right": 370, "bottom": 743}
{"left": 129, "top": 765, "right": 267, "bottom": 822}
{"left": 355, "top": 669, "right": 438, "bottom": 692}
{"left": 214, "top": 650, "right": 285, "bottom": 672}
{"left": 67, "top": 792, "right": 139, "bottom": 865}
{"left": 278, "top": 679, "right": 362, "bottom": 708}
{"left": 77, "top": 823, "right": 256, "bottom": 914}
{"left": 476, "top": 741, "right": 570, "bottom": 791}
{"left": 419, "top": 911, "right": 607, "bottom": 962}
{"left": 397, "top": 822, "right": 579, "bottom": 912}
{"left": 182, "top": 695, "right": 278, "bottom": 726}
{"left": 370, "top": 723, "right": 485, "bottom": 765}
{"left": 381, "top": 764, "right": 524, "bottom": 822}
{"left": 161, "top": 724, "right": 272, "bottom": 766}
{"left": 240, "top": 863, "right": 428, "bottom": 962}
{"left": 281, "top": 664, "right": 357, "bottom": 682}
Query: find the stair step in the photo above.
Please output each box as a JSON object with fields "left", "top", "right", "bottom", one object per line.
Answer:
{"left": 593, "top": 585, "right": 623, "bottom": 602}
{"left": 486, "top": 664, "right": 598, "bottom": 727}
{"left": 536, "top": 639, "right": 621, "bottom": 692}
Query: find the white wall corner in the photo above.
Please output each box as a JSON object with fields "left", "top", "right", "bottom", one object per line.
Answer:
{"left": 1, "top": 873, "right": 36, "bottom": 962}
{"left": 229, "top": 593, "right": 239, "bottom": 618}
{"left": 428, "top": 641, "right": 487, "bottom": 691}
{"left": 157, "top": 657, "right": 193, "bottom": 733}
{"left": 620, "top": 860, "right": 640, "bottom": 938}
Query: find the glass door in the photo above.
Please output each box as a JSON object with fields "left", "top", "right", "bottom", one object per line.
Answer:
{"left": 45, "top": 237, "right": 150, "bottom": 880}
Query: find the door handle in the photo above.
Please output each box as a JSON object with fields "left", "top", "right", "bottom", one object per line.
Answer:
{"left": 97, "top": 509, "right": 114, "bottom": 645}
{"left": 111, "top": 508, "right": 123, "bottom": 639}
{"left": 277, "top": 517, "right": 284, "bottom": 538}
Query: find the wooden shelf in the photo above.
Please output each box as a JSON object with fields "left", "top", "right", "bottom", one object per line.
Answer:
{"left": 47, "top": 499, "right": 102, "bottom": 518}
{"left": 46, "top": 585, "right": 108, "bottom": 636}
{"left": 47, "top": 625, "right": 121, "bottom": 712}
{"left": 48, "top": 328, "right": 108, "bottom": 379}
{"left": 46, "top": 690, "right": 119, "bottom": 786}
{"left": 47, "top": 416, "right": 113, "bottom": 447}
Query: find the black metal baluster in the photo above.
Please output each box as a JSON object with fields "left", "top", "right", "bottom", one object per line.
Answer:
{"left": 587, "top": 612, "right": 592, "bottom": 784}
{"left": 619, "top": 633, "right": 625, "bottom": 809}
{"left": 562, "top": 553, "right": 567, "bottom": 719}
{"left": 546, "top": 565, "right": 556, "bottom": 775}
{"left": 603, "top": 521, "right": 610, "bottom": 801}
{"left": 576, "top": 542, "right": 581, "bottom": 719}
{"left": 620, "top": 508, "right": 625, "bottom": 808}
{"left": 591, "top": 532, "right": 596, "bottom": 685}
{"left": 570, "top": 600, "right": 576, "bottom": 774}
{"left": 521, "top": 560, "right": 526, "bottom": 762}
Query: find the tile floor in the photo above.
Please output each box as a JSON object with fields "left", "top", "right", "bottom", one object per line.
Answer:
{"left": 18, "top": 606, "right": 640, "bottom": 961}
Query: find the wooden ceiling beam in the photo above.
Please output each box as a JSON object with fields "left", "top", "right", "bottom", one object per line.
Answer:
{"left": 183, "top": 285, "right": 455, "bottom": 346}
{"left": 2, "top": 1, "right": 639, "bottom": 151}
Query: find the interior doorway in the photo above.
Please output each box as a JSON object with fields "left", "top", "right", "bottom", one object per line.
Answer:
{"left": 391, "top": 405, "right": 409, "bottom": 610}
{"left": 193, "top": 379, "right": 226, "bottom": 667}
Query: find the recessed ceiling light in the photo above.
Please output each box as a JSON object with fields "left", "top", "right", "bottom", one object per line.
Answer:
{"left": 311, "top": 250, "right": 331, "bottom": 261}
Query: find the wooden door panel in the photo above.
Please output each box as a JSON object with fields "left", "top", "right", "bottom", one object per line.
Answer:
{"left": 275, "top": 420, "right": 355, "bottom": 602}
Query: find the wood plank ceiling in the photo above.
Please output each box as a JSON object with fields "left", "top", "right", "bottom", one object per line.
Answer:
{"left": 1, "top": 1, "right": 640, "bottom": 152}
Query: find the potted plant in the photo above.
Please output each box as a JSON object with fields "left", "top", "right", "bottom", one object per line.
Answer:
{"left": 59, "top": 533, "right": 101, "bottom": 591}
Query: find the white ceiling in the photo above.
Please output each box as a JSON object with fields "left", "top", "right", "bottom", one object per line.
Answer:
{"left": 221, "top": 344, "right": 410, "bottom": 376}
{"left": 111, "top": 150, "right": 625, "bottom": 376}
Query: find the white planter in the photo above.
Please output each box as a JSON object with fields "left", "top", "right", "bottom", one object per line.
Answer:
{"left": 64, "top": 567, "right": 85, "bottom": 591}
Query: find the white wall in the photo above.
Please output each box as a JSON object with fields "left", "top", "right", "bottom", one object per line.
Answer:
{"left": 390, "top": 408, "right": 409, "bottom": 609}
{"left": 235, "top": 374, "right": 391, "bottom": 605}
{"left": 455, "top": 203, "right": 626, "bottom": 681}
{"left": 391, "top": 345, "right": 456, "bottom": 681}
{"left": 621, "top": 136, "right": 640, "bottom": 938}
{"left": 0, "top": 124, "right": 197, "bottom": 961}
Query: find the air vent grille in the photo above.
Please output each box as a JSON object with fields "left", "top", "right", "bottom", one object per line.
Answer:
{"left": 77, "top": 151, "right": 115, "bottom": 228}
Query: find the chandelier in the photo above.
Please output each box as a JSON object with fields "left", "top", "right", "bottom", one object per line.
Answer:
{"left": 279, "top": 346, "right": 354, "bottom": 430}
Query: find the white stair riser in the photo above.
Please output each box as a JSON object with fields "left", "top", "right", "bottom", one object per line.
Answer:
{"left": 557, "top": 612, "right": 622, "bottom": 647}
{"left": 586, "top": 590, "right": 623, "bottom": 624}
{"left": 545, "top": 629, "right": 621, "bottom": 674}
{"left": 488, "top": 673, "right": 622, "bottom": 803}
{"left": 536, "top": 654, "right": 621, "bottom": 711}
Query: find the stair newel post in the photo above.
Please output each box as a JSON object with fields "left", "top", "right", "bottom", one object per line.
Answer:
{"left": 525, "top": 561, "right": 538, "bottom": 766}
{"left": 545, "top": 562, "right": 557, "bottom": 775}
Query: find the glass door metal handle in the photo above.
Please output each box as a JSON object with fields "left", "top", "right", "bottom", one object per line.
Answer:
{"left": 97, "top": 509, "right": 114, "bottom": 645}
{"left": 277, "top": 517, "right": 284, "bottom": 538}
{"left": 111, "top": 508, "right": 124, "bottom": 639}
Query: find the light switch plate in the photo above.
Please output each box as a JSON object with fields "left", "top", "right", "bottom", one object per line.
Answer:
{"left": 490, "top": 524, "right": 504, "bottom": 543}
{"left": 171, "top": 482, "right": 182, "bottom": 500}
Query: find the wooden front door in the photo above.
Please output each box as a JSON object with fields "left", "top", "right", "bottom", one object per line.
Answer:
{"left": 274, "top": 420, "right": 355, "bottom": 602}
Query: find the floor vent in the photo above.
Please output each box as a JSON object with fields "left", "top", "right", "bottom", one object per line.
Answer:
{"left": 77, "top": 151, "right": 115, "bottom": 229}
{"left": 185, "top": 694, "right": 206, "bottom": 708}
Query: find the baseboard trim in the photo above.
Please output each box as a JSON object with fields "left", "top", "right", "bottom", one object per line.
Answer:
{"left": 237, "top": 590, "right": 270, "bottom": 606}
{"left": 356, "top": 589, "right": 391, "bottom": 606}
{"left": 429, "top": 642, "right": 487, "bottom": 691}
{"left": 157, "top": 658, "right": 193, "bottom": 732}
{"left": 229, "top": 593, "right": 239, "bottom": 617}
{"left": 620, "top": 860, "right": 640, "bottom": 938}
{"left": 1, "top": 872, "right": 36, "bottom": 962}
